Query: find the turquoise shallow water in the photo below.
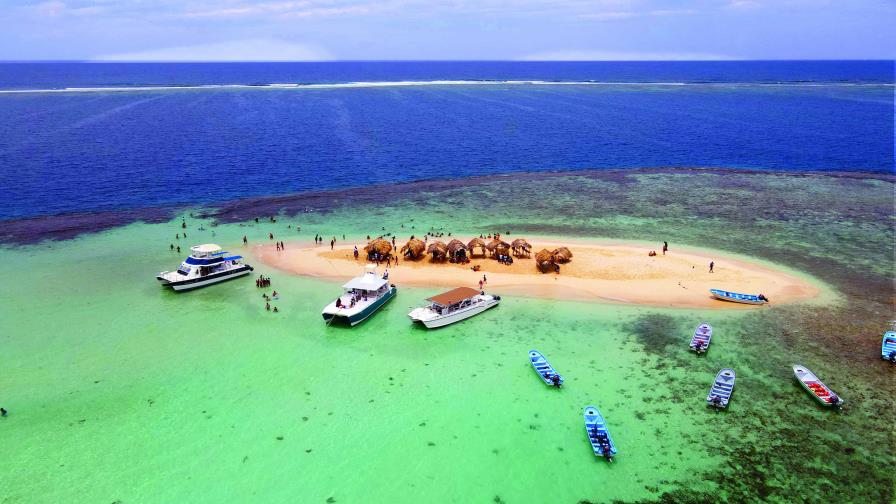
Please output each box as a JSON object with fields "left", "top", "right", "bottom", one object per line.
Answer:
{"left": 1, "top": 171, "right": 893, "bottom": 503}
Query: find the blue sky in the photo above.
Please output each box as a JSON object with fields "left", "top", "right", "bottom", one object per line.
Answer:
{"left": 1, "top": 0, "right": 893, "bottom": 60}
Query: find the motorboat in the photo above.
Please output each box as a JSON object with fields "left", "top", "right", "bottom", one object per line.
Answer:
{"left": 408, "top": 287, "right": 499, "bottom": 328}
{"left": 157, "top": 244, "right": 252, "bottom": 291}
{"left": 321, "top": 264, "right": 397, "bottom": 326}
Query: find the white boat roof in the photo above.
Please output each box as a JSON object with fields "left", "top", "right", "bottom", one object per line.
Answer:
{"left": 191, "top": 244, "right": 222, "bottom": 254}
{"left": 342, "top": 272, "right": 388, "bottom": 291}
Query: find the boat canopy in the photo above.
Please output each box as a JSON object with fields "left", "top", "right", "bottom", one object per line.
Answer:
{"left": 191, "top": 244, "right": 222, "bottom": 256}
{"left": 342, "top": 273, "right": 389, "bottom": 291}
{"left": 223, "top": 255, "right": 243, "bottom": 261}
{"left": 427, "top": 287, "right": 480, "bottom": 307}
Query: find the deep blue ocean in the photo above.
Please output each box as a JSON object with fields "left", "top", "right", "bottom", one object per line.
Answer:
{"left": 0, "top": 61, "right": 892, "bottom": 220}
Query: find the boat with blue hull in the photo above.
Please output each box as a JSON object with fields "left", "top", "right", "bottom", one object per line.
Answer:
{"left": 882, "top": 331, "right": 896, "bottom": 362}
{"left": 322, "top": 265, "right": 396, "bottom": 326}
{"left": 710, "top": 289, "right": 768, "bottom": 305}
{"left": 707, "top": 368, "right": 735, "bottom": 408}
{"left": 157, "top": 244, "right": 253, "bottom": 291}
{"left": 529, "top": 350, "right": 563, "bottom": 387}
{"left": 583, "top": 405, "right": 616, "bottom": 462}
{"left": 689, "top": 323, "right": 712, "bottom": 354}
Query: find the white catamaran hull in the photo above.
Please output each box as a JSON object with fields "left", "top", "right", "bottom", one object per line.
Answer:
{"left": 410, "top": 298, "right": 499, "bottom": 328}
{"left": 158, "top": 267, "right": 253, "bottom": 291}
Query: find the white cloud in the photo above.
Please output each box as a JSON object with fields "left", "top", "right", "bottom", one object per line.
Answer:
{"left": 579, "top": 7, "right": 696, "bottom": 21}
{"left": 518, "top": 50, "right": 737, "bottom": 61}
{"left": 727, "top": 0, "right": 761, "bottom": 9}
{"left": 93, "top": 39, "right": 333, "bottom": 61}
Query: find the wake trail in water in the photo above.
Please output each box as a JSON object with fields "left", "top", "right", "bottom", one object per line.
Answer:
{"left": 0, "top": 80, "right": 893, "bottom": 94}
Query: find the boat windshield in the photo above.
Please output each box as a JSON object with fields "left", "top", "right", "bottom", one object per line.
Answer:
{"left": 177, "top": 264, "right": 191, "bottom": 276}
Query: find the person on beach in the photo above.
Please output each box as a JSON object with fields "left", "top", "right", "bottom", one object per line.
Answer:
{"left": 276, "top": 242, "right": 280, "bottom": 251}
{"left": 354, "top": 246, "right": 359, "bottom": 259}
{"left": 330, "top": 239, "right": 335, "bottom": 250}
{"left": 663, "top": 242, "right": 668, "bottom": 255}
{"left": 483, "top": 274, "right": 487, "bottom": 284}
{"left": 709, "top": 261, "right": 714, "bottom": 273}
{"left": 479, "top": 279, "right": 484, "bottom": 290}
{"left": 280, "top": 241, "right": 284, "bottom": 250}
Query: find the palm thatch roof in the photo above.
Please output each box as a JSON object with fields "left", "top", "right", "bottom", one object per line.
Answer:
{"left": 400, "top": 238, "right": 426, "bottom": 259}
{"left": 552, "top": 246, "right": 573, "bottom": 263}
{"left": 485, "top": 238, "right": 509, "bottom": 251}
{"left": 494, "top": 242, "right": 511, "bottom": 256}
{"left": 364, "top": 238, "right": 392, "bottom": 256}
{"left": 446, "top": 239, "right": 468, "bottom": 254}
{"left": 427, "top": 241, "right": 448, "bottom": 260}
{"left": 511, "top": 238, "right": 531, "bottom": 251}
{"left": 535, "top": 248, "right": 558, "bottom": 273}
{"left": 467, "top": 237, "right": 487, "bottom": 256}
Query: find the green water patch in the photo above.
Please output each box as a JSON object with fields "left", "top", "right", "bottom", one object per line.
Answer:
{"left": 1, "top": 170, "right": 892, "bottom": 503}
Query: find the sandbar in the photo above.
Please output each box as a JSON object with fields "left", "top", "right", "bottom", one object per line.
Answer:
{"left": 254, "top": 239, "right": 820, "bottom": 309}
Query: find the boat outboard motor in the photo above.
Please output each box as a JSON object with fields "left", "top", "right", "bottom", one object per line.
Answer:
{"left": 889, "top": 350, "right": 896, "bottom": 363}
{"left": 551, "top": 374, "right": 561, "bottom": 388}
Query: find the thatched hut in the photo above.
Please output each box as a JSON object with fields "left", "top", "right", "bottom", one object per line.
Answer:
{"left": 485, "top": 238, "right": 510, "bottom": 257}
{"left": 511, "top": 238, "right": 532, "bottom": 257}
{"left": 400, "top": 238, "right": 426, "bottom": 260}
{"left": 364, "top": 238, "right": 392, "bottom": 260}
{"left": 468, "top": 237, "right": 487, "bottom": 257}
{"left": 446, "top": 239, "right": 469, "bottom": 262}
{"left": 552, "top": 246, "right": 573, "bottom": 263}
{"left": 535, "top": 248, "right": 559, "bottom": 273}
{"left": 427, "top": 241, "right": 448, "bottom": 261}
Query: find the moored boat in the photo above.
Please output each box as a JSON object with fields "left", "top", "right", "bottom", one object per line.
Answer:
{"left": 706, "top": 368, "right": 735, "bottom": 408}
{"left": 793, "top": 364, "right": 844, "bottom": 407}
{"left": 583, "top": 406, "right": 616, "bottom": 462}
{"left": 321, "top": 264, "right": 396, "bottom": 326}
{"left": 710, "top": 289, "right": 769, "bottom": 305}
{"left": 408, "top": 287, "right": 499, "bottom": 328}
{"left": 157, "top": 244, "right": 253, "bottom": 291}
{"left": 690, "top": 322, "right": 713, "bottom": 353}
{"left": 881, "top": 331, "right": 896, "bottom": 363}
{"left": 529, "top": 350, "right": 563, "bottom": 387}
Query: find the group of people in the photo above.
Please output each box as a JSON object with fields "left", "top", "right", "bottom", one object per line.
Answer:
{"left": 335, "top": 289, "right": 369, "bottom": 309}
{"left": 543, "top": 372, "right": 562, "bottom": 388}
{"left": 589, "top": 426, "right": 614, "bottom": 462}
{"left": 263, "top": 290, "right": 279, "bottom": 312}
{"left": 169, "top": 244, "right": 181, "bottom": 253}
{"left": 256, "top": 275, "right": 272, "bottom": 288}
{"left": 495, "top": 253, "right": 513, "bottom": 265}
{"left": 274, "top": 241, "right": 286, "bottom": 251}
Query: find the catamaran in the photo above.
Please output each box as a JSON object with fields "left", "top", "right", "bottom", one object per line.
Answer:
{"left": 157, "top": 244, "right": 253, "bottom": 291}
{"left": 321, "top": 264, "right": 397, "bottom": 326}
{"left": 408, "top": 287, "right": 500, "bottom": 328}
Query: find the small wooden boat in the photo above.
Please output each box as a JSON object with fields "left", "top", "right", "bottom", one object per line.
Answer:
{"left": 710, "top": 289, "right": 768, "bottom": 305}
{"left": 793, "top": 364, "right": 844, "bottom": 407}
{"left": 706, "top": 368, "right": 735, "bottom": 408}
{"left": 689, "top": 323, "right": 712, "bottom": 353}
{"left": 583, "top": 406, "right": 616, "bottom": 462}
{"left": 882, "top": 331, "right": 896, "bottom": 363}
{"left": 529, "top": 350, "right": 563, "bottom": 387}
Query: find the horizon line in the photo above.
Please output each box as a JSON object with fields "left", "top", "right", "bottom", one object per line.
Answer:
{"left": 0, "top": 58, "right": 893, "bottom": 64}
